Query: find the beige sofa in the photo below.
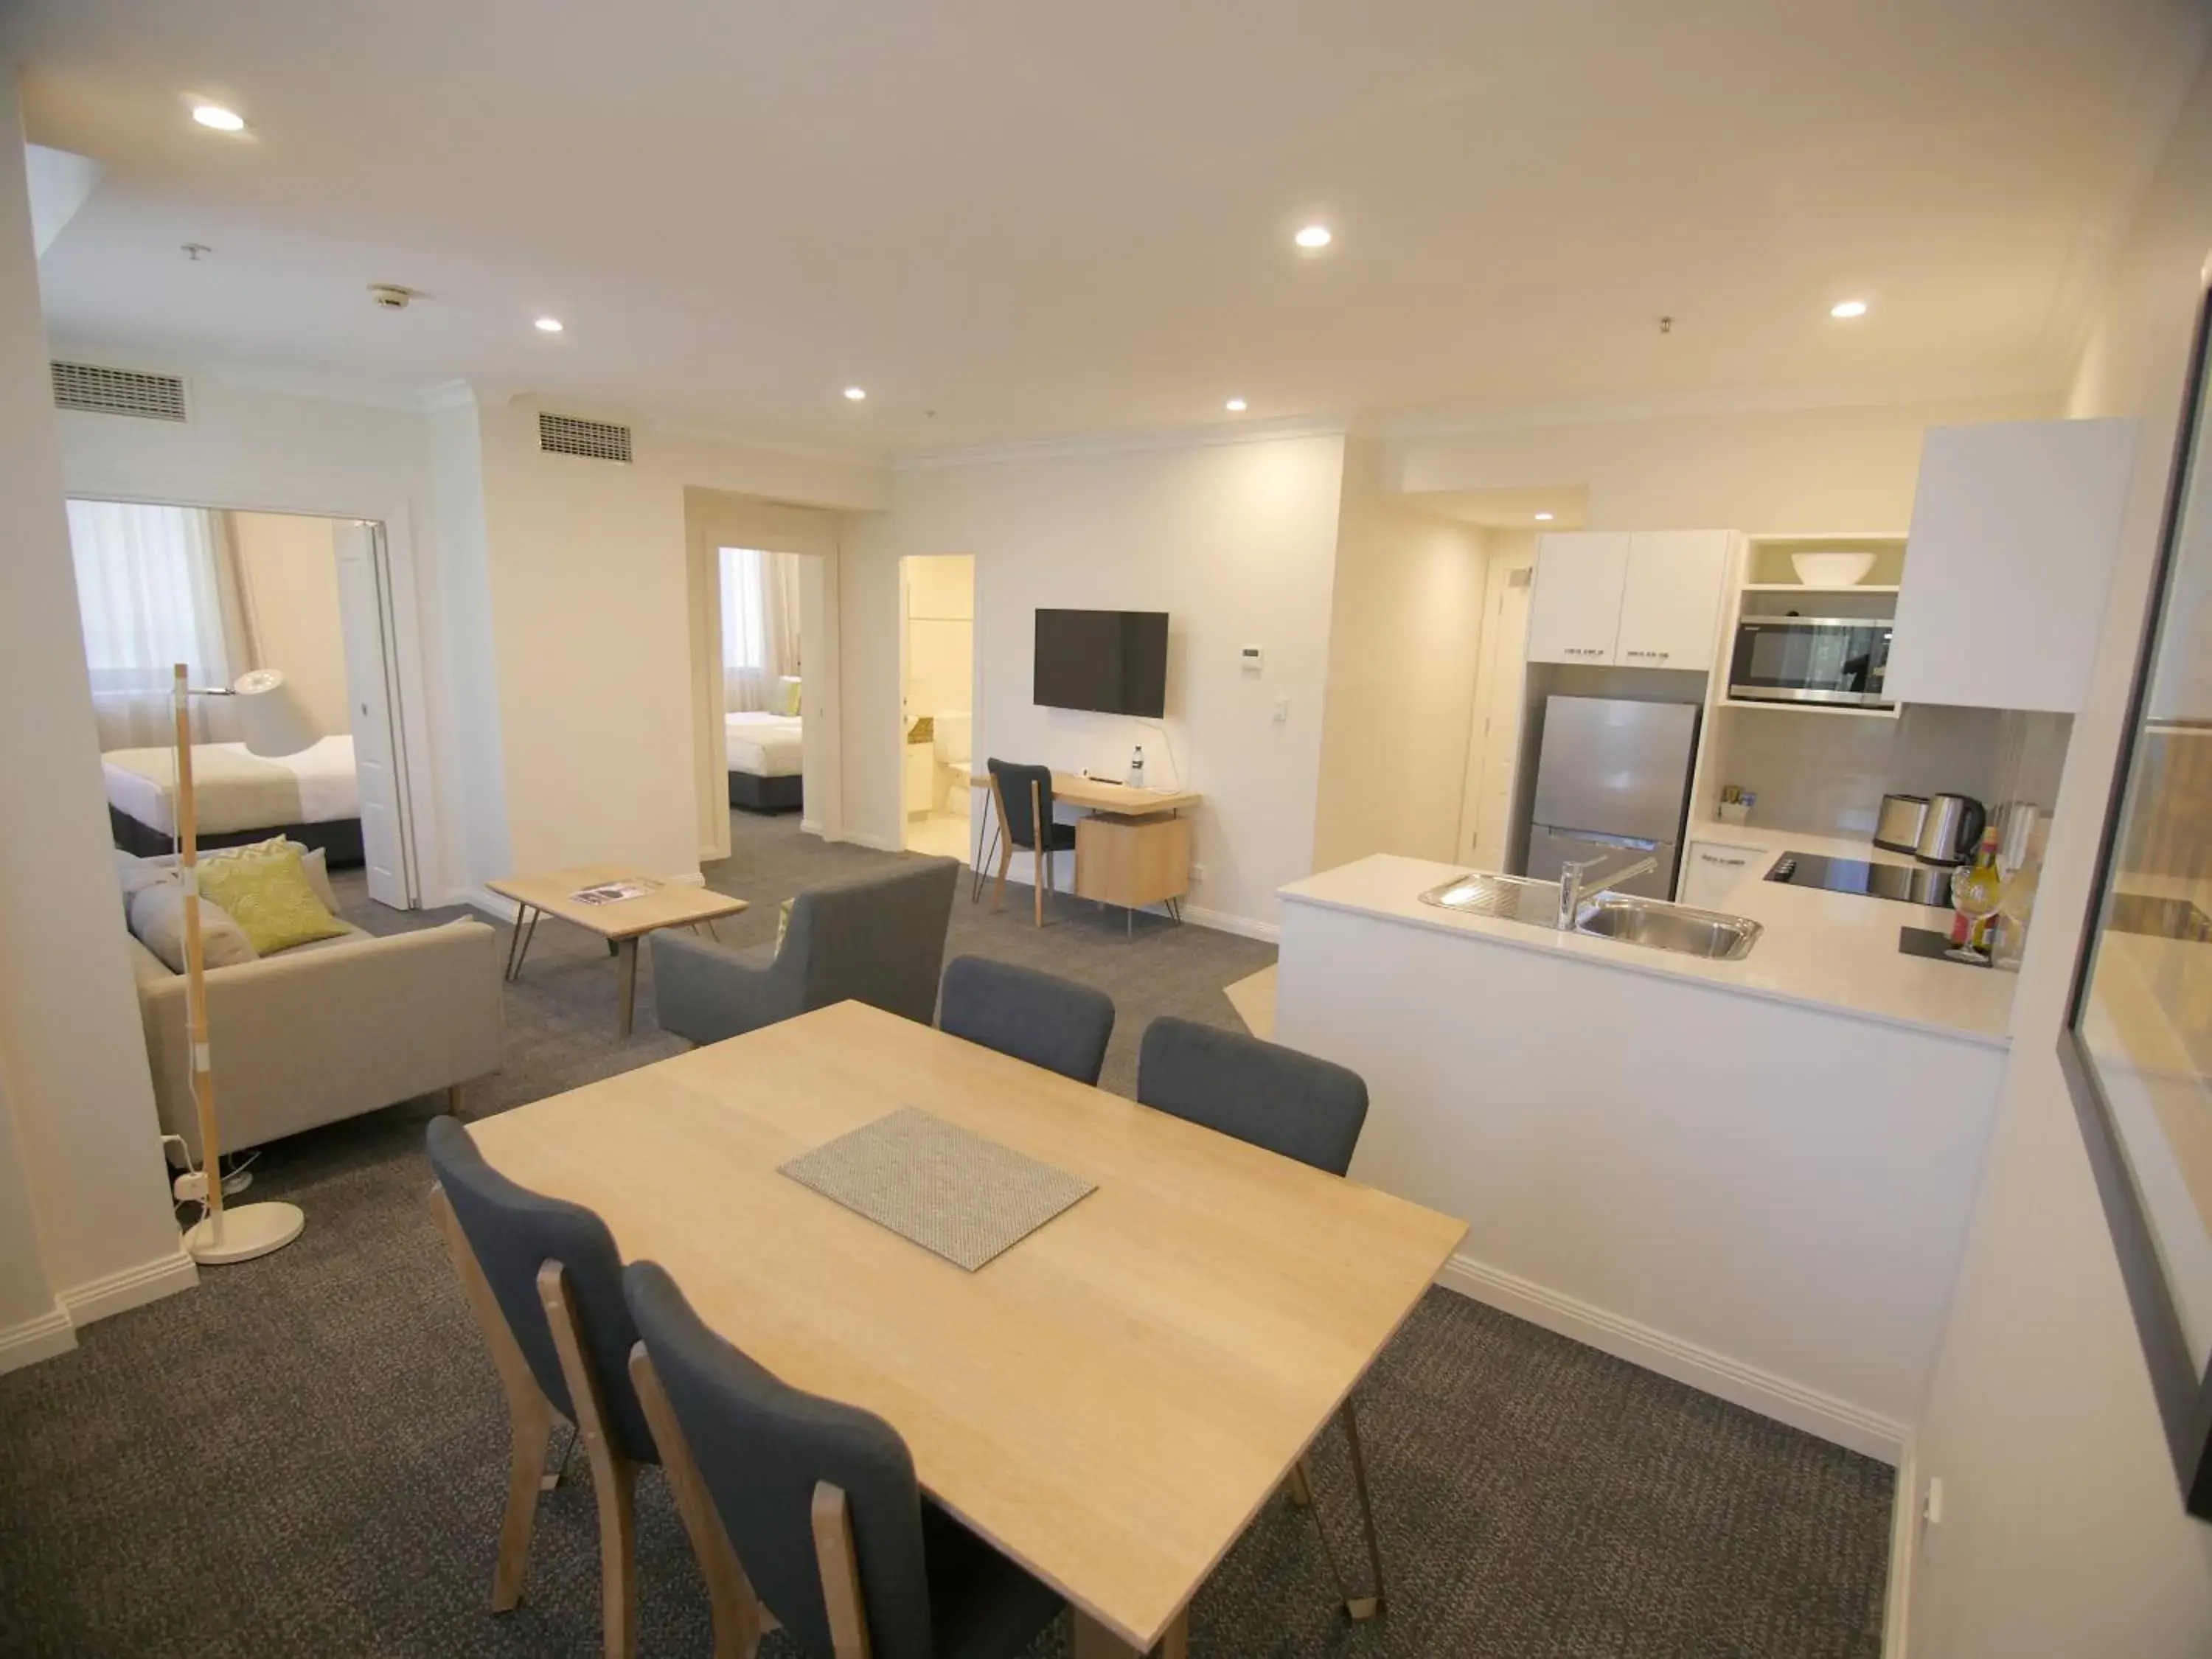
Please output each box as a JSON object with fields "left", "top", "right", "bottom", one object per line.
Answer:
{"left": 125, "top": 899, "right": 504, "bottom": 1162}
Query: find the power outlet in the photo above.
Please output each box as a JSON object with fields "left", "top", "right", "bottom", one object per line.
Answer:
{"left": 1189, "top": 864, "right": 1208, "bottom": 883}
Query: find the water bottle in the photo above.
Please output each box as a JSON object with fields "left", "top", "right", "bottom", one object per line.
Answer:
{"left": 1130, "top": 745, "right": 1146, "bottom": 788}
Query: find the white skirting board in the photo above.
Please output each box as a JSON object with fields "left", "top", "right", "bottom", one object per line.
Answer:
{"left": 0, "top": 1306, "right": 77, "bottom": 1375}
{"left": 1434, "top": 1251, "right": 1910, "bottom": 1465}
{"left": 1181, "top": 905, "right": 1279, "bottom": 944}
{"left": 62, "top": 1246, "right": 199, "bottom": 1326}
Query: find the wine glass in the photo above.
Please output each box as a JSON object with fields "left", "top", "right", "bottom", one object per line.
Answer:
{"left": 1947, "top": 863, "right": 2002, "bottom": 964}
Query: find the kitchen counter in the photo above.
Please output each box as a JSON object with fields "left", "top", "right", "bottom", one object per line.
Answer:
{"left": 1273, "top": 851, "right": 2014, "bottom": 1454}
{"left": 1279, "top": 851, "right": 2015, "bottom": 1048}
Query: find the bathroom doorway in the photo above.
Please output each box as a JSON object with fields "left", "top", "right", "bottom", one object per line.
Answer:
{"left": 900, "top": 554, "right": 974, "bottom": 860}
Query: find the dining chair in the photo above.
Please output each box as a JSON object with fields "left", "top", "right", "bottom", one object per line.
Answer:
{"left": 654, "top": 858, "right": 959, "bottom": 1045}
{"left": 622, "top": 1260, "right": 1067, "bottom": 1659}
{"left": 425, "top": 1115, "right": 658, "bottom": 1659}
{"left": 984, "top": 759, "right": 1077, "bottom": 928}
{"left": 939, "top": 955, "right": 1116, "bottom": 1085}
{"left": 1134, "top": 1015, "right": 1387, "bottom": 1618}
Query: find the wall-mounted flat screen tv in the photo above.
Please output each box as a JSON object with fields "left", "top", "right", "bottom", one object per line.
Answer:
{"left": 1033, "top": 608, "right": 1169, "bottom": 717}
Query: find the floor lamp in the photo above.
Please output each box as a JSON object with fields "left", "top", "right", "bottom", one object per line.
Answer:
{"left": 173, "top": 662, "right": 318, "bottom": 1265}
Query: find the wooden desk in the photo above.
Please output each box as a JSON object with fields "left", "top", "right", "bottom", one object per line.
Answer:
{"left": 486, "top": 864, "right": 747, "bottom": 1037}
{"left": 970, "top": 772, "right": 1203, "bottom": 925}
{"left": 470, "top": 1001, "right": 1464, "bottom": 1653}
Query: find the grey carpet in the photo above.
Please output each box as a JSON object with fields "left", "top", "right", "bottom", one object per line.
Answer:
{"left": 0, "top": 810, "right": 1892, "bottom": 1658}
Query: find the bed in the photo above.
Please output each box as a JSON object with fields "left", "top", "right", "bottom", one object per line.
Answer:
{"left": 725, "top": 711, "right": 804, "bottom": 813}
{"left": 104, "top": 734, "right": 365, "bottom": 865}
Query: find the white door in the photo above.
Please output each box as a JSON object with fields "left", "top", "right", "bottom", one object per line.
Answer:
{"left": 333, "top": 521, "right": 415, "bottom": 908}
{"left": 1525, "top": 532, "right": 1630, "bottom": 664}
{"left": 1617, "top": 531, "right": 1733, "bottom": 671}
{"left": 1457, "top": 563, "right": 1533, "bottom": 864}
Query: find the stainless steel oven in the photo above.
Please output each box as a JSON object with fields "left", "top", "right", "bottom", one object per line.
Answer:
{"left": 1727, "top": 616, "right": 1892, "bottom": 707}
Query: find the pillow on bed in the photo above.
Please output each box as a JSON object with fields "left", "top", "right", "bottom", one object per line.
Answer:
{"left": 128, "top": 883, "right": 258, "bottom": 972}
{"left": 196, "top": 838, "right": 350, "bottom": 956}
{"left": 772, "top": 675, "right": 802, "bottom": 717}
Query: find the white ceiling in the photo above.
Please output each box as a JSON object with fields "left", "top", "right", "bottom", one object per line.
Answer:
{"left": 7, "top": 0, "right": 2206, "bottom": 458}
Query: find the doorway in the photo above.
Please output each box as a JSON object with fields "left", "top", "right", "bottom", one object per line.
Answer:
{"left": 1456, "top": 542, "right": 1536, "bottom": 868}
{"left": 63, "top": 499, "right": 420, "bottom": 909}
{"left": 900, "top": 554, "right": 975, "bottom": 861}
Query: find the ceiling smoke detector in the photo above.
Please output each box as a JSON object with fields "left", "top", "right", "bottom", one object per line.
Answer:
{"left": 368, "top": 284, "right": 416, "bottom": 310}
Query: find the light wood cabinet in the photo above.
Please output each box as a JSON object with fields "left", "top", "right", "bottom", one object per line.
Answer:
{"left": 1887, "top": 418, "right": 2137, "bottom": 714}
{"left": 1616, "top": 531, "right": 1733, "bottom": 671}
{"left": 1526, "top": 533, "right": 1632, "bottom": 664}
{"left": 1074, "top": 813, "right": 1192, "bottom": 910}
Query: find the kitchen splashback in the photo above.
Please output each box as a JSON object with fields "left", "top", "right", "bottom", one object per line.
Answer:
{"left": 1712, "top": 704, "right": 2070, "bottom": 838}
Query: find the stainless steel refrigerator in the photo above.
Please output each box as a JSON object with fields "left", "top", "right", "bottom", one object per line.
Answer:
{"left": 1523, "top": 695, "right": 1700, "bottom": 900}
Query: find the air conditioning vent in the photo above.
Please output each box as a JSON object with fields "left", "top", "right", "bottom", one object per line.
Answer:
{"left": 538, "top": 411, "right": 632, "bottom": 464}
{"left": 51, "top": 361, "right": 187, "bottom": 422}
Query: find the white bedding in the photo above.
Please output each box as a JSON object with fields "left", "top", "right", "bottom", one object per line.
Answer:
{"left": 103, "top": 735, "right": 361, "bottom": 835}
{"left": 725, "top": 712, "right": 804, "bottom": 778}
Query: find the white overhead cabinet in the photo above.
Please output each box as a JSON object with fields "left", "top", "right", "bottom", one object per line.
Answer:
{"left": 1887, "top": 418, "right": 2138, "bottom": 714}
{"left": 1526, "top": 532, "right": 1631, "bottom": 664}
{"left": 1616, "top": 530, "right": 1733, "bottom": 669}
{"left": 1526, "top": 529, "right": 1731, "bottom": 669}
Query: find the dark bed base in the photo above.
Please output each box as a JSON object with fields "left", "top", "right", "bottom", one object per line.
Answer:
{"left": 110, "top": 806, "right": 367, "bottom": 868}
{"left": 728, "top": 771, "right": 804, "bottom": 813}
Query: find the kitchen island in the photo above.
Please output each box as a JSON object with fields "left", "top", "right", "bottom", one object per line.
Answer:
{"left": 1276, "top": 852, "right": 2017, "bottom": 1458}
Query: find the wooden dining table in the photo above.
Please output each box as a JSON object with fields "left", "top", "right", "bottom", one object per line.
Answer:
{"left": 468, "top": 1000, "right": 1467, "bottom": 1655}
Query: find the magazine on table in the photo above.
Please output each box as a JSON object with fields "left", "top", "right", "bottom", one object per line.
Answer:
{"left": 571, "top": 879, "right": 658, "bottom": 905}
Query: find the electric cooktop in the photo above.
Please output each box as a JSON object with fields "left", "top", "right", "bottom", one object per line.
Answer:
{"left": 1764, "top": 852, "right": 1953, "bottom": 906}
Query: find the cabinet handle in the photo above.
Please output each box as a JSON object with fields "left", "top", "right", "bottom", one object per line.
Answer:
{"left": 1700, "top": 855, "right": 1746, "bottom": 866}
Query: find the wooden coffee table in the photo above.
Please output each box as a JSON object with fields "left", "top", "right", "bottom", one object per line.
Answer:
{"left": 487, "top": 864, "right": 748, "bottom": 1037}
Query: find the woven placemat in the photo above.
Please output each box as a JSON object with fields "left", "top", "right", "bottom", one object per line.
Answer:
{"left": 779, "top": 1107, "right": 1096, "bottom": 1271}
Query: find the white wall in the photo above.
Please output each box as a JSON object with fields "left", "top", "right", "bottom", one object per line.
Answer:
{"left": 0, "top": 76, "right": 189, "bottom": 1327}
{"left": 842, "top": 431, "right": 1348, "bottom": 933}
{"left": 229, "top": 511, "right": 350, "bottom": 736}
{"left": 1906, "top": 49, "right": 2212, "bottom": 1659}
{"left": 1313, "top": 438, "right": 1487, "bottom": 870}
{"left": 1389, "top": 391, "right": 2055, "bottom": 532}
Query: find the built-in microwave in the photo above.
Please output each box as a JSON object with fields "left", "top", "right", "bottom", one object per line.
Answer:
{"left": 1727, "top": 617, "right": 1893, "bottom": 708}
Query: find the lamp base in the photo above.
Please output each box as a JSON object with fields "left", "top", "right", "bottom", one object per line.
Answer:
{"left": 185, "top": 1201, "right": 305, "bottom": 1265}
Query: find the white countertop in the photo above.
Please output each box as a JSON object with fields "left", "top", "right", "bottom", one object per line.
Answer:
{"left": 1279, "top": 851, "right": 2017, "bottom": 1048}
{"left": 1685, "top": 816, "right": 1905, "bottom": 864}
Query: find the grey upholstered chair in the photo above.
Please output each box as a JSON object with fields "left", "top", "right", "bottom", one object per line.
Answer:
{"left": 1133, "top": 1017, "right": 1385, "bottom": 1613}
{"left": 1135, "top": 1016, "right": 1368, "bottom": 1175}
{"left": 939, "top": 956, "right": 1116, "bottom": 1085}
{"left": 984, "top": 759, "right": 1077, "bottom": 928}
{"left": 623, "top": 1261, "right": 1065, "bottom": 1659}
{"left": 425, "top": 1116, "right": 656, "bottom": 1658}
{"left": 652, "top": 858, "right": 959, "bottom": 1046}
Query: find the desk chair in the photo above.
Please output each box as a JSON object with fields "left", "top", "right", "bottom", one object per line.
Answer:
{"left": 624, "top": 1261, "right": 1065, "bottom": 1659}
{"left": 1135, "top": 1017, "right": 1387, "bottom": 1621}
{"left": 984, "top": 759, "right": 1076, "bottom": 928}
{"left": 426, "top": 1116, "right": 658, "bottom": 1659}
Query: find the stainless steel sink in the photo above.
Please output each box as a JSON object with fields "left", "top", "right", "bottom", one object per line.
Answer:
{"left": 1417, "top": 872, "right": 1561, "bottom": 928}
{"left": 1573, "top": 894, "right": 1762, "bottom": 960}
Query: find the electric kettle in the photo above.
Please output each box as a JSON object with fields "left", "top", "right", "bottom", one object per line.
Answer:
{"left": 1915, "top": 793, "right": 1987, "bottom": 866}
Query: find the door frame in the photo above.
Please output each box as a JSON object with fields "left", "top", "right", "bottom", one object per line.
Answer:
{"left": 896, "top": 554, "right": 978, "bottom": 858}
{"left": 1455, "top": 546, "right": 1537, "bottom": 866}
{"left": 63, "top": 493, "right": 437, "bottom": 908}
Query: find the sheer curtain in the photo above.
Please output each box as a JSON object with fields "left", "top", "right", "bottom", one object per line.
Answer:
{"left": 720, "top": 546, "right": 804, "bottom": 711}
{"left": 67, "top": 500, "right": 258, "bottom": 749}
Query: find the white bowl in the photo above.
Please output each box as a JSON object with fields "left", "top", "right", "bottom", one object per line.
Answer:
{"left": 1791, "top": 551, "right": 1877, "bottom": 586}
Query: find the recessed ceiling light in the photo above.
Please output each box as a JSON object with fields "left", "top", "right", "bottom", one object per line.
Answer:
{"left": 844, "top": 386, "right": 867, "bottom": 401}
{"left": 533, "top": 316, "right": 564, "bottom": 333}
{"left": 1225, "top": 397, "right": 1248, "bottom": 412}
{"left": 190, "top": 104, "right": 247, "bottom": 133}
{"left": 1534, "top": 512, "right": 1555, "bottom": 521}
{"left": 1294, "top": 224, "right": 1332, "bottom": 251}
{"left": 1830, "top": 299, "right": 1869, "bottom": 319}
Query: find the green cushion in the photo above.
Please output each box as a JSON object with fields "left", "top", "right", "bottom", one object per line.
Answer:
{"left": 195, "top": 838, "right": 350, "bottom": 956}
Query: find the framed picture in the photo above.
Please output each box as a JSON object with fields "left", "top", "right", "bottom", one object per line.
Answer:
{"left": 2061, "top": 276, "right": 2212, "bottom": 1522}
